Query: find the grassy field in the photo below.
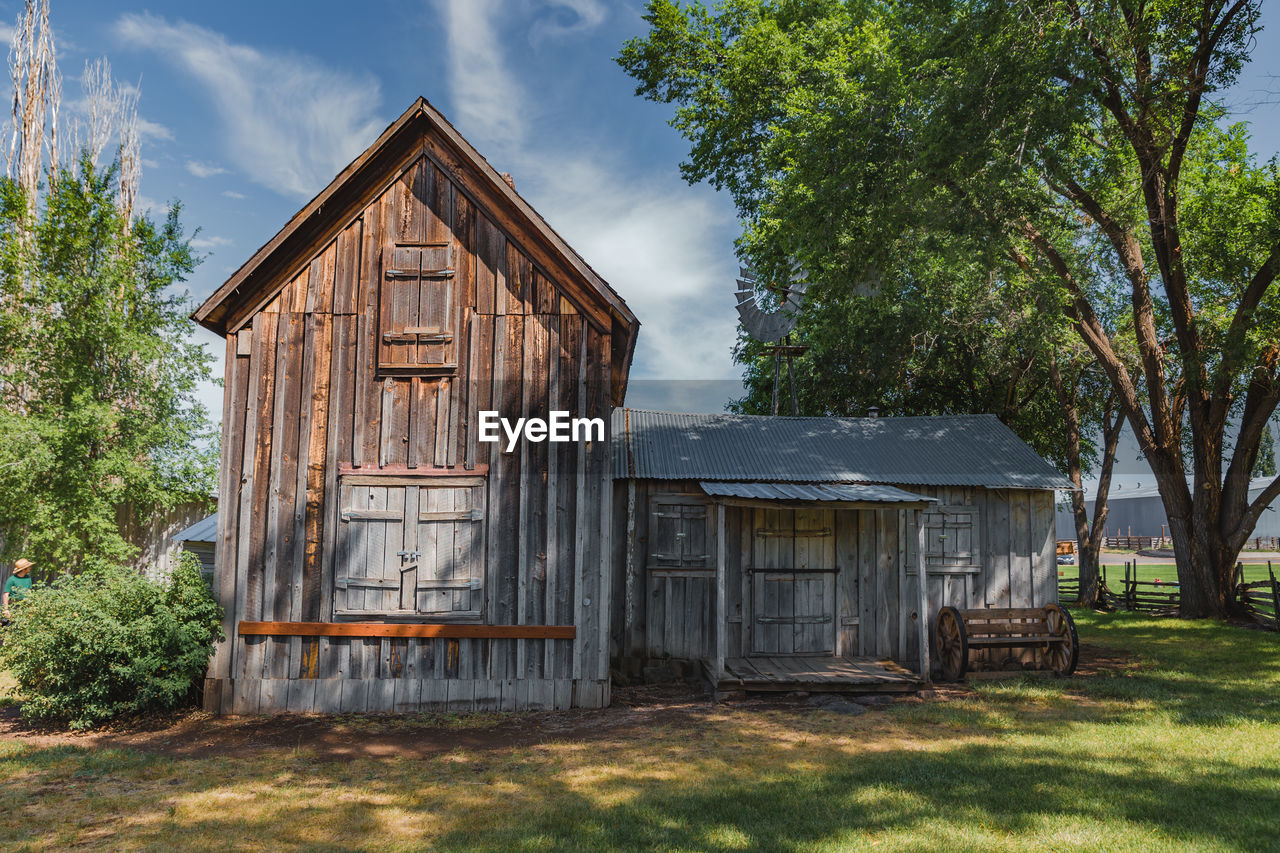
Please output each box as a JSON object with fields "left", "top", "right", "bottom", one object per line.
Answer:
{"left": 1, "top": 611, "right": 1279, "bottom": 851}
{"left": 1058, "top": 561, "right": 1278, "bottom": 587}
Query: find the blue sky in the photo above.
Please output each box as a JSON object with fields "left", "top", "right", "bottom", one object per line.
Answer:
{"left": 7, "top": 1, "right": 1280, "bottom": 462}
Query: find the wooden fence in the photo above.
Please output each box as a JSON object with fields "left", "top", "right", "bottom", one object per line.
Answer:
{"left": 1237, "top": 562, "right": 1280, "bottom": 630}
{"left": 1057, "top": 561, "right": 1280, "bottom": 630}
{"left": 1101, "top": 535, "right": 1279, "bottom": 551}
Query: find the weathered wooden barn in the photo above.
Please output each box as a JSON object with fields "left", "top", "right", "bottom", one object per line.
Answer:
{"left": 609, "top": 410, "right": 1073, "bottom": 690}
{"left": 196, "top": 97, "right": 1076, "bottom": 714}
{"left": 194, "top": 98, "right": 638, "bottom": 714}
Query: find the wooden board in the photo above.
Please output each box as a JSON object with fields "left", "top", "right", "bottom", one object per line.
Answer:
{"left": 239, "top": 622, "right": 576, "bottom": 639}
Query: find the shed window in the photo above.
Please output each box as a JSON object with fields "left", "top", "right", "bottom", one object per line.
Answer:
{"left": 648, "top": 496, "right": 711, "bottom": 570}
{"left": 378, "top": 244, "right": 456, "bottom": 372}
{"left": 335, "top": 478, "right": 485, "bottom": 618}
{"left": 921, "top": 504, "right": 980, "bottom": 573}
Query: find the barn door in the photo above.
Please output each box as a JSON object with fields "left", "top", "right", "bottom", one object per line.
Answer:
{"left": 335, "top": 479, "right": 486, "bottom": 618}
{"left": 749, "top": 508, "right": 837, "bottom": 655}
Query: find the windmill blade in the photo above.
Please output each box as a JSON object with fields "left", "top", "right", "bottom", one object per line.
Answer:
{"left": 733, "top": 263, "right": 809, "bottom": 343}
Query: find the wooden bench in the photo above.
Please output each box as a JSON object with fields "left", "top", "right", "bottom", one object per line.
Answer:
{"left": 934, "top": 605, "right": 1078, "bottom": 681}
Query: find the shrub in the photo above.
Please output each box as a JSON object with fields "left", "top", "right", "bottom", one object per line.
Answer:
{"left": 0, "top": 552, "right": 222, "bottom": 729}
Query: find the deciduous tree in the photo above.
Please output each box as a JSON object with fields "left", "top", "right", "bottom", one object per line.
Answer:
{"left": 621, "top": 0, "right": 1280, "bottom": 617}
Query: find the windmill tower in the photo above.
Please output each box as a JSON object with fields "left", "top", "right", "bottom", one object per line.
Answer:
{"left": 734, "top": 266, "right": 809, "bottom": 415}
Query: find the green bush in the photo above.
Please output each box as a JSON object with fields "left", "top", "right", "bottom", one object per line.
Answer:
{"left": 0, "top": 552, "right": 222, "bottom": 729}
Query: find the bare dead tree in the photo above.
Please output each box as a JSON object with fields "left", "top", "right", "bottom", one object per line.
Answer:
{"left": 118, "top": 97, "right": 139, "bottom": 227}
{"left": 82, "top": 57, "right": 120, "bottom": 168}
{"left": 7, "top": 0, "right": 59, "bottom": 223}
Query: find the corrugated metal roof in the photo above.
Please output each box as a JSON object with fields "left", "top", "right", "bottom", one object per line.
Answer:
{"left": 700, "top": 482, "right": 936, "bottom": 504}
{"left": 614, "top": 409, "right": 1073, "bottom": 490}
{"left": 174, "top": 513, "right": 218, "bottom": 544}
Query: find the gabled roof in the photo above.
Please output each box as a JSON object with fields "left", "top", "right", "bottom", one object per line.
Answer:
{"left": 613, "top": 409, "right": 1074, "bottom": 490}
{"left": 193, "top": 98, "right": 639, "bottom": 396}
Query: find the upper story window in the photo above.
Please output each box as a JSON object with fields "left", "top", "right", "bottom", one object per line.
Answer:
{"left": 378, "top": 244, "right": 456, "bottom": 373}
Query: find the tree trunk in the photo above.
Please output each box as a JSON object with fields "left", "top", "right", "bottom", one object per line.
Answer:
{"left": 1151, "top": 474, "right": 1244, "bottom": 618}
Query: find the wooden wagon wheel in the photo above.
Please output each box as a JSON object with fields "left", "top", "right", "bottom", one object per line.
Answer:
{"left": 1042, "top": 603, "right": 1079, "bottom": 676}
{"left": 934, "top": 606, "right": 968, "bottom": 681}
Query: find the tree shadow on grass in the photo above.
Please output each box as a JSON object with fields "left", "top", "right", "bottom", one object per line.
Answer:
{"left": 1, "top": 713, "right": 1278, "bottom": 851}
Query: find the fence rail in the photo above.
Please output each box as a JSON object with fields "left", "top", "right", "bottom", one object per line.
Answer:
{"left": 1237, "top": 563, "right": 1280, "bottom": 630}
{"left": 1057, "top": 560, "right": 1279, "bottom": 630}
{"left": 1101, "top": 535, "right": 1280, "bottom": 551}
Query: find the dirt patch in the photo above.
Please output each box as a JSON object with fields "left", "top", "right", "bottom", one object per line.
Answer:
{"left": 0, "top": 651, "right": 1134, "bottom": 761}
{"left": 1073, "top": 642, "right": 1141, "bottom": 678}
{"left": 0, "top": 684, "right": 730, "bottom": 761}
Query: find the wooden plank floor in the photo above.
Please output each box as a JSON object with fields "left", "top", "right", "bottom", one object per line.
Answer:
{"left": 718, "top": 656, "right": 922, "bottom": 693}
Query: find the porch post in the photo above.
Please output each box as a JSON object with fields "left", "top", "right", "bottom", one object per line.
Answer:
{"left": 915, "top": 507, "right": 931, "bottom": 682}
{"left": 714, "top": 502, "right": 727, "bottom": 681}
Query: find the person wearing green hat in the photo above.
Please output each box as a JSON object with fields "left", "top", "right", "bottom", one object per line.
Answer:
{"left": 3, "top": 558, "right": 33, "bottom": 621}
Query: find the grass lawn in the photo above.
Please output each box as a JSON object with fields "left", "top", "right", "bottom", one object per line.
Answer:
{"left": 1, "top": 611, "right": 1279, "bottom": 851}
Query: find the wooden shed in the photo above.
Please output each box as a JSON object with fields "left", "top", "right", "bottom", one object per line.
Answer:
{"left": 195, "top": 98, "right": 638, "bottom": 714}
{"left": 609, "top": 410, "right": 1073, "bottom": 690}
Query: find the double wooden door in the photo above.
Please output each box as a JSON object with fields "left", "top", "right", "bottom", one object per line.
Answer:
{"left": 749, "top": 508, "right": 837, "bottom": 655}
{"left": 334, "top": 477, "right": 485, "bottom": 619}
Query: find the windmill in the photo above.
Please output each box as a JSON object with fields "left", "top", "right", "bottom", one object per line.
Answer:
{"left": 735, "top": 265, "right": 810, "bottom": 415}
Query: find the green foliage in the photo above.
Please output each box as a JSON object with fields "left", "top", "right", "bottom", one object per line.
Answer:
{"left": 0, "top": 155, "right": 216, "bottom": 574}
{"left": 621, "top": 1, "right": 1279, "bottom": 609}
{"left": 0, "top": 552, "right": 222, "bottom": 729}
{"left": 731, "top": 235, "right": 1111, "bottom": 473}
{"left": 1255, "top": 424, "right": 1277, "bottom": 479}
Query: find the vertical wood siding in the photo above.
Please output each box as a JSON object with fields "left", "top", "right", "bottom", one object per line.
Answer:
{"left": 614, "top": 483, "right": 1058, "bottom": 677}
{"left": 209, "top": 153, "right": 614, "bottom": 713}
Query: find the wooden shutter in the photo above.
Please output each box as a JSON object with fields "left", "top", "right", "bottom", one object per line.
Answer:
{"left": 415, "top": 481, "right": 485, "bottom": 616}
{"left": 334, "top": 484, "right": 413, "bottom": 617}
{"left": 922, "top": 505, "right": 980, "bottom": 573}
{"left": 379, "top": 245, "right": 456, "bottom": 371}
{"left": 648, "top": 497, "right": 712, "bottom": 570}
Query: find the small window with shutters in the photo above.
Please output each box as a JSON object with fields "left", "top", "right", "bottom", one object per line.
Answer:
{"left": 647, "top": 495, "right": 712, "bottom": 571}
{"left": 334, "top": 478, "right": 486, "bottom": 619}
{"left": 920, "top": 504, "right": 981, "bottom": 574}
{"left": 378, "top": 244, "right": 457, "bottom": 372}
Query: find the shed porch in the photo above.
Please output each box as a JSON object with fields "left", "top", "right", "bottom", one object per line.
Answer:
{"left": 716, "top": 655, "right": 922, "bottom": 694}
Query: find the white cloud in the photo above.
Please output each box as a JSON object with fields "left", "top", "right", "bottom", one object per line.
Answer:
{"left": 222, "top": 190, "right": 246, "bottom": 200}
{"left": 114, "top": 13, "right": 385, "bottom": 199}
{"left": 431, "top": 0, "right": 526, "bottom": 148}
{"left": 133, "top": 194, "right": 165, "bottom": 217}
{"left": 528, "top": 0, "right": 607, "bottom": 43}
{"left": 518, "top": 154, "right": 738, "bottom": 377}
{"left": 433, "top": 0, "right": 739, "bottom": 378}
{"left": 136, "top": 117, "right": 173, "bottom": 142}
{"left": 190, "top": 234, "right": 233, "bottom": 250}
{"left": 186, "top": 160, "right": 228, "bottom": 178}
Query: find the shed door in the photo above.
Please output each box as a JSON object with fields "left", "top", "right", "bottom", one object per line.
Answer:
{"left": 335, "top": 479, "right": 485, "bottom": 618}
{"left": 749, "top": 508, "right": 836, "bottom": 655}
